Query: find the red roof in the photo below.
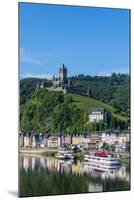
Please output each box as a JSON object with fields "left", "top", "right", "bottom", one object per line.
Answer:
{"left": 95, "top": 152, "right": 111, "bottom": 157}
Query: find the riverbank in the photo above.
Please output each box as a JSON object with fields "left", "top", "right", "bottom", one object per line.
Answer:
{"left": 19, "top": 148, "right": 58, "bottom": 157}
{"left": 20, "top": 148, "right": 84, "bottom": 160}
{"left": 19, "top": 149, "right": 130, "bottom": 165}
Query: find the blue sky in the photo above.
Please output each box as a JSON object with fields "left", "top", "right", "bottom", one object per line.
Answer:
{"left": 19, "top": 3, "right": 130, "bottom": 79}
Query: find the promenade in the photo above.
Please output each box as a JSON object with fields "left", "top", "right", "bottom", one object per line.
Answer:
{"left": 19, "top": 148, "right": 58, "bottom": 155}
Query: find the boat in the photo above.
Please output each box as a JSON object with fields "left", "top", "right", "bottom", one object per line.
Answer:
{"left": 84, "top": 151, "right": 121, "bottom": 170}
{"left": 55, "top": 149, "right": 74, "bottom": 160}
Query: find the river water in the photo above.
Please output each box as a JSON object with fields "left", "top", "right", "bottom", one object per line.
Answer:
{"left": 19, "top": 154, "right": 130, "bottom": 197}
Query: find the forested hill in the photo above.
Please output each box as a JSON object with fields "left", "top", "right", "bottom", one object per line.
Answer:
{"left": 20, "top": 78, "right": 40, "bottom": 105}
{"left": 70, "top": 73, "right": 130, "bottom": 117}
{"left": 20, "top": 73, "right": 130, "bottom": 118}
{"left": 20, "top": 89, "right": 129, "bottom": 133}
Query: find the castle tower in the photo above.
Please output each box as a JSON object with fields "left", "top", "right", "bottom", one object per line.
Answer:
{"left": 40, "top": 81, "right": 44, "bottom": 89}
{"left": 36, "top": 82, "right": 40, "bottom": 90}
{"left": 68, "top": 78, "right": 71, "bottom": 87}
{"left": 59, "top": 64, "right": 67, "bottom": 82}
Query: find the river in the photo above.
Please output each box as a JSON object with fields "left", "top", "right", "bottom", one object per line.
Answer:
{"left": 19, "top": 154, "right": 130, "bottom": 197}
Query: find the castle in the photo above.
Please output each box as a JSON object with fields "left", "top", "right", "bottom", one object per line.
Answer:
{"left": 37, "top": 64, "right": 71, "bottom": 93}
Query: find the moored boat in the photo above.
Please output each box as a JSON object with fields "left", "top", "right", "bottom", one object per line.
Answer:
{"left": 84, "top": 151, "right": 121, "bottom": 169}
{"left": 55, "top": 149, "right": 74, "bottom": 160}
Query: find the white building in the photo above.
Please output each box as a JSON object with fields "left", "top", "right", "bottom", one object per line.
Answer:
{"left": 89, "top": 108, "right": 107, "bottom": 123}
{"left": 24, "top": 133, "right": 30, "bottom": 148}
{"left": 101, "top": 132, "right": 117, "bottom": 145}
{"left": 32, "top": 134, "right": 36, "bottom": 148}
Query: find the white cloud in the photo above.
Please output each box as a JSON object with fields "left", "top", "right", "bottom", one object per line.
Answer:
{"left": 20, "top": 48, "right": 45, "bottom": 65}
{"left": 20, "top": 73, "right": 54, "bottom": 80}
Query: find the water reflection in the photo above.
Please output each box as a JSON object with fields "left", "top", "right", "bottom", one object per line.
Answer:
{"left": 19, "top": 154, "right": 130, "bottom": 197}
{"left": 19, "top": 154, "right": 129, "bottom": 182}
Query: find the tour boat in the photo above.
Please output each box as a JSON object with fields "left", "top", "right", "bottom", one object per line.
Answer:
{"left": 84, "top": 151, "right": 121, "bottom": 170}
{"left": 55, "top": 149, "right": 74, "bottom": 160}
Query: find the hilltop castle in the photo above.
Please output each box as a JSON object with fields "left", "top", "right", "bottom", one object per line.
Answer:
{"left": 37, "top": 64, "right": 71, "bottom": 93}
{"left": 52, "top": 64, "right": 70, "bottom": 88}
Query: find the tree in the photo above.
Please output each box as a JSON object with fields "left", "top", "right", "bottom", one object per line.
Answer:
{"left": 102, "top": 142, "right": 109, "bottom": 151}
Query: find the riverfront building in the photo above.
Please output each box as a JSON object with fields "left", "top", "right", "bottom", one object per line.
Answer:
{"left": 19, "top": 132, "right": 24, "bottom": 148}
{"left": 19, "top": 129, "right": 130, "bottom": 153}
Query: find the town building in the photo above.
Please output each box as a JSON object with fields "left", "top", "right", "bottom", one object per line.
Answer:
{"left": 72, "top": 134, "right": 84, "bottom": 145}
{"left": 32, "top": 134, "right": 36, "bottom": 148}
{"left": 24, "top": 132, "right": 30, "bottom": 148}
{"left": 101, "top": 130, "right": 130, "bottom": 152}
{"left": 19, "top": 132, "right": 24, "bottom": 148}
{"left": 47, "top": 136, "right": 60, "bottom": 148}
{"left": 64, "top": 135, "right": 72, "bottom": 145}
{"left": 101, "top": 132, "right": 117, "bottom": 145}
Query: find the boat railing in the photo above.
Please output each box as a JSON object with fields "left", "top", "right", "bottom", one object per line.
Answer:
{"left": 84, "top": 154, "right": 119, "bottom": 161}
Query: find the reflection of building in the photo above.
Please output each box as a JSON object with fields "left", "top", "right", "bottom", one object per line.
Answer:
{"left": 88, "top": 183, "right": 103, "bottom": 192}
{"left": 89, "top": 108, "right": 107, "bottom": 123}
{"left": 71, "top": 162, "right": 84, "bottom": 175}
{"left": 23, "top": 156, "right": 29, "bottom": 172}
{"left": 32, "top": 157, "right": 35, "bottom": 171}
{"left": 19, "top": 154, "right": 130, "bottom": 186}
{"left": 101, "top": 165, "right": 129, "bottom": 182}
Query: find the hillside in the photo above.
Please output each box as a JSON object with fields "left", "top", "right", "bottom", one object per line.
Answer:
{"left": 20, "top": 78, "right": 41, "bottom": 104}
{"left": 20, "top": 89, "right": 129, "bottom": 133}
{"left": 70, "top": 73, "right": 130, "bottom": 117}
{"left": 20, "top": 74, "right": 130, "bottom": 120}
{"left": 67, "top": 93, "right": 128, "bottom": 122}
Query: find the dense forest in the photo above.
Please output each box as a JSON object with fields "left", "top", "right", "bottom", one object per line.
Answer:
{"left": 20, "top": 89, "right": 87, "bottom": 133}
{"left": 20, "top": 78, "right": 40, "bottom": 105}
{"left": 70, "top": 73, "right": 130, "bottom": 117}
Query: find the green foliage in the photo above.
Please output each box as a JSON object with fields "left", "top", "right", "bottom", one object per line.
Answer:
{"left": 67, "top": 93, "right": 128, "bottom": 123}
{"left": 74, "top": 152, "right": 84, "bottom": 161}
{"left": 20, "top": 90, "right": 87, "bottom": 132}
{"left": 102, "top": 142, "right": 109, "bottom": 151}
{"left": 20, "top": 73, "right": 130, "bottom": 132}
{"left": 20, "top": 88, "right": 129, "bottom": 132}
{"left": 70, "top": 73, "right": 130, "bottom": 117}
{"left": 20, "top": 78, "right": 52, "bottom": 105}
{"left": 20, "top": 78, "right": 40, "bottom": 105}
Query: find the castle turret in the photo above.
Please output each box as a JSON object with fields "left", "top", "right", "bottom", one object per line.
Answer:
{"left": 59, "top": 64, "right": 67, "bottom": 82}
{"left": 36, "top": 82, "right": 40, "bottom": 90}
{"left": 40, "top": 81, "right": 44, "bottom": 89}
{"left": 68, "top": 78, "right": 71, "bottom": 87}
